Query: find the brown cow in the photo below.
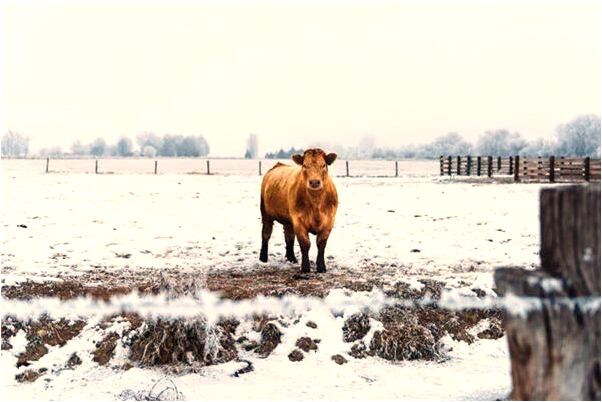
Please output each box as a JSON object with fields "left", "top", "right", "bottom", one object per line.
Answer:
{"left": 259, "top": 148, "right": 338, "bottom": 273}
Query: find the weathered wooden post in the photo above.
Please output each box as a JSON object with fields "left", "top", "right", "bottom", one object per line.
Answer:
{"left": 513, "top": 155, "right": 520, "bottom": 182}
{"left": 95, "top": 159, "right": 99, "bottom": 174}
{"left": 495, "top": 185, "right": 600, "bottom": 400}
{"left": 477, "top": 156, "right": 482, "bottom": 176}
{"left": 206, "top": 160, "right": 210, "bottom": 175}
{"left": 346, "top": 161, "right": 349, "bottom": 177}
{"left": 439, "top": 155, "right": 443, "bottom": 176}
{"left": 154, "top": 160, "right": 158, "bottom": 175}
{"left": 497, "top": 156, "right": 502, "bottom": 172}
{"left": 466, "top": 155, "right": 472, "bottom": 176}
{"left": 45, "top": 157, "right": 49, "bottom": 173}
{"left": 447, "top": 155, "right": 452, "bottom": 176}
{"left": 585, "top": 157, "right": 591, "bottom": 182}
{"left": 395, "top": 160, "right": 399, "bottom": 177}
{"left": 259, "top": 161, "right": 262, "bottom": 176}
{"left": 509, "top": 156, "right": 513, "bottom": 176}
{"left": 549, "top": 156, "right": 555, "bottom": 183}
{"left": 456, "top": 156, "right": 461, "bottom": 175}
{"left": 487, "top": 156, "right": 493, "bottom": 177}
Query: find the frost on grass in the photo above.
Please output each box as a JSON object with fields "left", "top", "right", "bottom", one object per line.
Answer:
{"left": 119, "top": 378, "right": 184, "bottom": 401}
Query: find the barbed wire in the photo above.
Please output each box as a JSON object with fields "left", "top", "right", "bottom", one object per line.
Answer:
{"left": 2, "top": 288, "right": 599, "bottom": 323}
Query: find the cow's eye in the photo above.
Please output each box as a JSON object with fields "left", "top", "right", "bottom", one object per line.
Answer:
{"left": 321, "top": 164, "right": 326, "bottom": 169}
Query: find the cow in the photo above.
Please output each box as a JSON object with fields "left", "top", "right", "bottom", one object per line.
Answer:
{"left": 259, "top": 148, "right": 338, "bottom": 273}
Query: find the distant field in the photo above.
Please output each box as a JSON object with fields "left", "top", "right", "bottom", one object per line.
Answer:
{"left": 1, "top": 158, "right": 439, "bottom": 177}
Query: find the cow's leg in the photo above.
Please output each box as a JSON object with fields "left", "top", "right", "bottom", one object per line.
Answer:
{"left": 283, "top": 224, "right": 297, "bottom": 263}
{"left": 260, "top": 218, "right": 273, "bottom": 262}
{"left": 316, "top": 230, "right": 331, "bottom": 273}
{"left": 295, "top": 227, "right": 311, "bottom": 273}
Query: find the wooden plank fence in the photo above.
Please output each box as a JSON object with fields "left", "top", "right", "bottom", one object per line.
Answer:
{"left": 440, "top": 155, "right": 601, "bottom": 183}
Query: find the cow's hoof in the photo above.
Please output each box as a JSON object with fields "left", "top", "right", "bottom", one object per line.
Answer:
{"left": 287, "top": 256, "right": 298, "bottom": 263}
{"left": 317, "top": 267, "right": 327, "bottom": 273}
{"left": 259, "top": 253, "right": 268, "bottom": 263}
{"left": 300, "top": 265, "right": 310, "bottom": 273}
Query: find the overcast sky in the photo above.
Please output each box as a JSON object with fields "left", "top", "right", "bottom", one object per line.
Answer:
{"left": 1, "top": 0, "right": 599, "bottom": 156}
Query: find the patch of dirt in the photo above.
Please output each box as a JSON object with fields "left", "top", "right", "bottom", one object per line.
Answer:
{"left": 2, "top": 280, "right": 141, "bottom": 301}
{"left": 331, "top": 354, "right": 348, "bottom": 365}
{"left": 65, "top": 352, "right": 82, "bottom": 368}
{"left": 15, "top": 368, "right": 47, "bottom": 383}
{"left": 306, "top": 321, "right": 318, "bottom": 329}
{"left": 288, "top": 349, "right": 304, "bottom": 362}
{"left": 15, "top": 317, "right": 86, "bottom": 367}
{"left": 349, "top": 341, "right": 368, "bottom": 359}
{"left": 93, "top": 332, "right": 120, "bottom": 365}
{"left": 369, "top": 322, "right": 441, "bottom": 361}
{"left": 256, "top": 323, "right": 282, "bottom": 358}
{"left": 1, "top": 316, "right": 23, "bottom": 350}
{"left": 130, "top": 318, "right": 237, "bottom": 367}
{"left": 477, "top": 317, "right": 504, "bottom": 340}
{"left": 342, "top": 313, "right": 371, "bottom": 342}
{"left": 295, "top": 337, "right": 318, "bottom": 353}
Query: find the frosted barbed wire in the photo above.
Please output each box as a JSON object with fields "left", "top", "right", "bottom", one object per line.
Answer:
{"left": 1, "top": 289, "right": 599, "bottom": 323}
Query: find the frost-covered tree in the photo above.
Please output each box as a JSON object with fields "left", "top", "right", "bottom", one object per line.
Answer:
{"left": 71, "top": 140, "right": 89, "bottom": 156}
{"left": 89, "top": 137, "right": 107, "bottom": 156}
{"left": 116, "top": 137, "right": 134, "bottom": 156}
{"left": 554, "top": 114, "right": 601, "bottom": 157}
{"left": 1, "top": 131, "right": 29, "bottom": 157}
{"left": 476, "top": 130, "right": 527, "bottom": 155}
{"left": 38, "top": 147, "right": 63, "bottom": 157}
{"left": 245, "top": 133, "right": 258, "bottom": 159}
{"left": 141, "top": 145, "right": 157, "bottom": 157}
{"left": 519, "top": 138, "right": 554, "bottom": 157}
{"left": 136, "top": 132, "right": 163, "bottom": 153}
{"left": 426, "top": 132, "right": 473, "bottom": 157}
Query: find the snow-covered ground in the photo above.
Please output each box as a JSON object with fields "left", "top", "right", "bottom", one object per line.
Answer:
{"left": 1, "top": 159, "right": 550, "bottom": 400}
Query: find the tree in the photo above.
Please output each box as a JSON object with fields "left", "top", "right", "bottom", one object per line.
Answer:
{"left": 245, "top": 134, "right": 258, "bottom": 159}
{"left": 554, "top": 114, "right": 601, "bottom": 157}
{"left": 141, "top": 145, "right": 157, "bottom": 157}
{"left": 116, "top": 136, "right": 133, "bottom": 156}
{"left": 423, "top": 132, "right": 473, "bottom": 157}
{"left": 38, "top": 147, "right": 63, "bottom": 157}
{"left": 160, "top": 134, "right": 179, "bottom": 157}
{"left": 1, "top": 131, "right": 29, "bottom": 157}
{"left": 71, "top": 140, "right": 89, "bottom": 156}
{"left": 476, "top": 130, "right": 527, "bottom": 155}
{"left": 178, "top": 135, "right": 209, "bottom": 157}
{"left": 136, "top": 132, "right": 162, "bottom": 154}
{"left": 89, "top": 137, "right": 107, "bottom": 157}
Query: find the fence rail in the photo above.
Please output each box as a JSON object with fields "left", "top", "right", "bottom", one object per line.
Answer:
{"left": 440, "top": 155, "right": 601, "bottom": 183}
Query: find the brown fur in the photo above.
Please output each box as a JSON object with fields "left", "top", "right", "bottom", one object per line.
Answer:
{"left": 259, "top": 149, "right": 338, "bottom": 273}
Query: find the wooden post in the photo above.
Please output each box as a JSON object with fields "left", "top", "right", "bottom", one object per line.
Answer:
{"left": 513, "top": 155, "right": 519, "bottom": 182}
{"left": 456, "top": 156, "right": 461, "bottom": 175}
{"left": 206, "top": 160, "right": 210, "bottom": 175}
{"left": 549, "top": 156, "right": 555, "bottom": 183}
{"left": 585, "top": 157, "right": 591, "bottom": 182}
{"left": 154, "top": 160, "right": 158, "bottom": 175}
{"left": 259, "top": 161, "right": 262, "bottom": 176}
{"left": 495, "top": 185, "right": 600, "bottom": 400}
{"left": 45, "top": 157, "right": 49, "bottom": 173}
{"left": 509, "top": 156, "right": 513, "bottom": 175}
{"left": 95, "top": 159, "right": 98, "bottom": 174}
{"left": 439, "top": 155, "right": 443, "bottom": 176}
{"left": 487, "top": 156, "right": 493, "bottom": 177}
{"left": 447, "top": 155, "right": 452, "bottom": 176}
{"left": 497, "top": 156, "right": 502, "bottom": 172}
{"left": 346, "top": 161, "right": 349, "bottom": 177}
{"left": 395, "top": 161, "right": 398, "bottom": 177}
{"left": 466, "top": 155, "right": 472, "bottom": 176}
{"left": 477, "top": 156, "right": 482, "bottom": 176}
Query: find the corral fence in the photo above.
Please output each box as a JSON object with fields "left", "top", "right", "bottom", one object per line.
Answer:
{"left": 439, "top": 155, "right": 601, "bottom": 183}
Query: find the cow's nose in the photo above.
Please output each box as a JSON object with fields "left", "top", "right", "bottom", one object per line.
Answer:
{"left": 309, "top": 179, "right": 321, "bottom": 188}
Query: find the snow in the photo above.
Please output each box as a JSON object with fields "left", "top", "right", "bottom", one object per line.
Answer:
{"left": 1, "top": 159, "right": 550, "bottom": 400}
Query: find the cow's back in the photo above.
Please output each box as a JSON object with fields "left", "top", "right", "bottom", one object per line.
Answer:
{"left": 261, "top": 162, "right": 299, "bottom": 222}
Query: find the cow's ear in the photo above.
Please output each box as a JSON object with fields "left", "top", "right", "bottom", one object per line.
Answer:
{"left": 325, "top": 153, "right": 337, "bottom": 165}
{"left": 292, "top": 154, "right": 304, "bottom": 165}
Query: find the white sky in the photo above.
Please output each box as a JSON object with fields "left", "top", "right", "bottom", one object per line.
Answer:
{"left": 1, "top": 0, "right": 600, "bottom": 156}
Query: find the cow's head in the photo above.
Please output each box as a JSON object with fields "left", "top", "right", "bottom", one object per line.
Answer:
{"left": 292, "top": 148, "right": 337, "bottom": 191}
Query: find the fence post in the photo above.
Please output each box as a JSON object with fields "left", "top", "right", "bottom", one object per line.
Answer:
{"left": 456, "top": 156, "right": 461, "bottom": 175}
{"left": 346, "top": 161, "right": 349, "bottom": 177}
{"left": 584, "top": 157, "right": 591, "bottom": 182}
{"left": 447, "top": 155, "right": 452, "bottom": 176}
{"left": 477, "top": 156, "right": 482, "bottom": 176}
{"left": 259, "top": 161, "right": 262, "bottom": 176}
{"left": 549, "top": 156, "right": 555, "bottom": 183}
{"left": 494, "top": 185, "right": 600, "bottom": 400}
{"left": 206, "top": 160, "right": 210, "bottom": 175}
{"left": 395, "top": 160, "right": 398, "bottom": 177}
{"left": 439, "top": 155, "right": 443, "bottom": 176}
{"left": 497, "top": 156, "right": 501, "bottom": 172}
{"left": 466, "top": 155, "right": 472, "bottom": 176}
{"left": 514, "top": 155, "right": 520, "bottom": 182}
{"left": 487, "top": 156, "right": 493, "bottom": 177}
{"left": 45, "top": 157, "right": 49, "bottom": 173}
{"left": 509, "top": 156, "right": 513, "bottom": 175}
{"left": 154, "top": 160, "right": 158, "bottom": 175}
{"left": 95, "top": 159, "right": 98, "bottom": 174}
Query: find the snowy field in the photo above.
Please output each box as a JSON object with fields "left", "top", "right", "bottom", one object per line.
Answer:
{"left": 1, "top": 159, "right": 549, "bottom": 400}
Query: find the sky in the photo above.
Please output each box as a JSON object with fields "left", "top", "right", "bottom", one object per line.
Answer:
{"left": 1, "top": 0, "right": 600, "bottom": 156}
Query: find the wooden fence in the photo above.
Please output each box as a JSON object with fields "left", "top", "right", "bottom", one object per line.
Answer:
{"left": 440, "top": 155, "right": 601, "bottom": 183}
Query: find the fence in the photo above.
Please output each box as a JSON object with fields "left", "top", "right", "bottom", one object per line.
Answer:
{"left": 27, "top": 158, "right": 432, "bottom": 178}
{"left": 439, "top": 155, "right": 601, "bottom": 183}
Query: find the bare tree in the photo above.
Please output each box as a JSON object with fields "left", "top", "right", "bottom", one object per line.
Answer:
{"left": 89, "top": 137, "right": 107, "bottom": 157}
{"left": 245, "top": 133, "right": 258, "bottom": 159}
{"left": 116, "top": 136, "right": 134, "bottom": 156}
{"left": 1, "top": 131, "right": 29, "bottom": 157}
{"left": 554, "top": 114, "right": 601, "bottom": 157}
